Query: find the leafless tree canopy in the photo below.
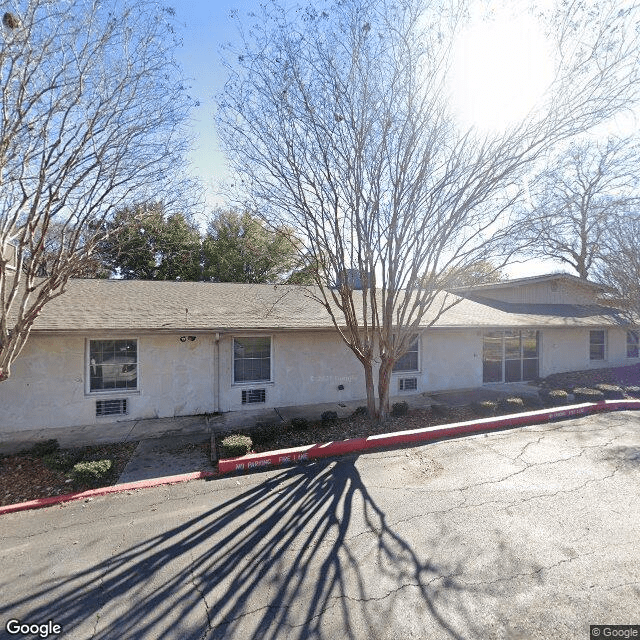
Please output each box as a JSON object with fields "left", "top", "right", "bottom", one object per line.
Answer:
{"left": 515, "top": 136, "right": 640, "bottom": 279}
{"left": 218, "top": 0, "right": 640, "bottom": 419}
{"left": 0, "top": 0, "right": 193, "bottom": 381}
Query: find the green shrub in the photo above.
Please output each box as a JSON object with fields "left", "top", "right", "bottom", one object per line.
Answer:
{"left": 545, "top": 389, "right": 569, "bottom": 407}
{"left": 69, "top": 460, "right": 112, "bottom": 488}
{"left": 352, "top": 406, "right": 369, "bottom": 418}
{"left": 391, "top": 401, "right": 409, "bottom": 417}
{"left": 220, "top": 434, "right": 252, "bottom": 458}
{"left": 625, "top": 385, "right": 640, "bottom": 399}
{"left": 594, "top": 384, "right": 625, "bottom": 399}
{"left": 321, "top": 411, "right": 339, "bottom": 425}
{"left": 30, "top": 439, "right": 60, "bottom": 458}
{"left": 250, "top": 423, "right": 278, "bottom": 446}
{"left": 474, "top": 400, "right": 497, "bottom": 417}
{"left": 498, "top": 397, "right": 525, "bottom": 413}
{"left": 42, "top": 450, "right": 83, "bottom": 472}
{"left": 572, "top": 387, "right": 605, "bottom": 403}
{"left": 290, "top": 417, "right": 310, "bottom": 431}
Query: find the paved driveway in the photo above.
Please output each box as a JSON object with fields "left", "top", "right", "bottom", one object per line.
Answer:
{"left": 1, "top": 411, "right": 639, "bottom": 639}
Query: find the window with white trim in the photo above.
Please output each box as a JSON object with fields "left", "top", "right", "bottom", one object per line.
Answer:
{"left": 89, "top": 340, "right": 138, "bottom": 392}
{"left": 627, "top": 330, "right": 639, "bottom": 358}
{"left": 589, "top": 330, "right": 606, "bottom": 361}
{"left": 483, "top": 330, "right": 539, "bottom": 383}
{"left": 234, "top": 337, "right": 271, "bottom": 383}
{"left": 393, "top": 336, "right": 419, "bottom": 372}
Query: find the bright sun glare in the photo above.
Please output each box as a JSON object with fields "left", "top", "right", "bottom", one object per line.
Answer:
{"left": 450, "top": 14, "right": 554, "bottom": 132}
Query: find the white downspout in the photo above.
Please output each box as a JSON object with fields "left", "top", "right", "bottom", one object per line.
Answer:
{"left": 214, "top": 332, "right": 221, "bottom": 413}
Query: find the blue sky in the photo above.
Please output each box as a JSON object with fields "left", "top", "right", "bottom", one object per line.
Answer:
{"left": 169, "top": 1, "right": 254, "bottom": 215}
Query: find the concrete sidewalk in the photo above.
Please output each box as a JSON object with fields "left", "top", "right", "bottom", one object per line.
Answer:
{"left": 0, "top": 383, "right": 542, "bottom": 456}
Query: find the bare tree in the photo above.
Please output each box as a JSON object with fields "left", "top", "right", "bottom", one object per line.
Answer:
{"left": 596, "top": 215, "right": 640, "bottom": 319}
{"left": 218, "top": 0, "right": 640, "bottom": 420}
{"left": 0, "top": 0, "right": 192, "bottom": 381}
{"left": 515, "top": 136, "right": 640, "bottom": 278}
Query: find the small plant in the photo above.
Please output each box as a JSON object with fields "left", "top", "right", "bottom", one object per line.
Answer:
{"left": 352, "top": 406, "right": 369, "bottom": 418}
{"left": 625, "top": 385, "right": 640, "bottom": 398}
{"left": 572, "top": 387, "right": 605, "bottom": 403}
{"left": 594, "top": 384, "right": 625, "bottom": 399}
{"left": 251, "top": 423, "right": 279, "bottom": 445}
{"left": 474, "top": 400, "right": 497, "bottom": 417}
{"left": 69, "top": 460, "right": 113, "bottom": 488}
{"left": 290, "top": 417, "right": 310, "bottom": 431}
{"left": 498, "top": 397, "right": 525, "bottom": 413}
{"left": 42, "top": 450, "right": 83, "bottom": 472}
{"left": 321, "top": 410, "right": 338, "bottom": 425}
{"left": 391, "top": 401, "right": 409, "bottom": 417}
{"left": 545, "top": 389, "right": 569, "bottom": 407}
{"left": 220, "top": 434, "right": 252, "bottom": 458}
{"left": 29, "top": 439, "right": 60, "bottom": 458}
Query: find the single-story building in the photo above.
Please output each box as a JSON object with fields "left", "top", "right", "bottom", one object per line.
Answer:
{"left": 0, "top": 273, "right": 637, "bottom": 433}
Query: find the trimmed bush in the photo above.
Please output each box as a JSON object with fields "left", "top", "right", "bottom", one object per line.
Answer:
{"left": 572, "top": 387, "right": 605, "bottom": 403}
{"left": 498, "top": 397, "right": 525, "bottom": 413}
{"left": 42, "top": 450, "right": 83, "bottom": 472}
{"left": 594, "top": 384, "right": 625, "bottom": 399}
{"left": 69, "top": 459, "right": 112, "bottom": 488}
{"left": 391, "top": 401, "right": 409, "bottom": 417}
{"left": 321, "top": 411, "right": 339, "bottom": 425}
{"left": 220, "top": 434, "right": 253, "bottom": 458}
{"left": 352, "top": 406, "right": 369, "bottom": 418}
{"left": 625, "top": 385, "right": 640, "bottom": 399}
{"left": 251, "top": 423, "right": 279, "bottom": 446}
{"left": 545, "top": 389, "right": 569, "bottom": 407}
{"left": 30, "top": 439, "right": 60, "bottom": 458}
{"left": 474, "top": 400, "right": 497, "bottom": 417}
{"left": 290, "top": 417, "right": 310, "bottom": 431}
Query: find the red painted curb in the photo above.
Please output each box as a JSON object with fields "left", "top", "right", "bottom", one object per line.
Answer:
{"left": 0, "top": 470, "right": 216, "bottom": 515}
{"left": 4, "top": 399, "right": 640, "bottom": 514}
{"left": 217, "top": 399, "right": 640, "bottom": 475}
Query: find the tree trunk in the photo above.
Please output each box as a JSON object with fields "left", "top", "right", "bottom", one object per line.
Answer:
{"left": 363, "top": 360, "right": 376, "bottom": 418}
{"left": 376, "top": 358, "right": 393, "bottom": 422}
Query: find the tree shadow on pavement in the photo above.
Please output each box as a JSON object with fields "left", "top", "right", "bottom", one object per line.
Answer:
{"left": 0, "top": 460, "right": 531, "bottom": 639}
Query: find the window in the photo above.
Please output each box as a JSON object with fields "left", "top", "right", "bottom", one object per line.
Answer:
{"left": 89, "top": 340, "right": 138, "bottom": 392}
{"left": 483, "top": 330, "right": 539, "bottom": 383}
{"left": 393, "top": 336, "right": 419, "bottom": 372}
{"left": 589, "top": 330, "right": 606, "bottom": 361}
{"left": 234, "top": 337, "right": 271, "bottom": 383}
{"left": 627, "top": 330, "right": 639, "bottom": 358}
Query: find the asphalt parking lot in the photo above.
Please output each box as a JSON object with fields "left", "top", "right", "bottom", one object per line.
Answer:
{"left": 1, "top": 410, "right": 639, "bottom": 640}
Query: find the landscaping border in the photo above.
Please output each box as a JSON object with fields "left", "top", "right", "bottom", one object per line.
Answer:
{"left": 2, "top": 399, "right": 639, "bottom": 515}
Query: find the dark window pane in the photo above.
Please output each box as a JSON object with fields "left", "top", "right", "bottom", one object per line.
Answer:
{"left": 394, "top": 351, "right": 418, "bottom": 372}
{"left": 522, "top": 359, "right": 539, "bottom": 381}
{"left": 590, "top": 344, "right": 605, "bottom": 360}
{"left": 483, "top": 360, "right": 502, "bottom": 383}
{"left": 483, "top": 334, "right": 502, "bottom": 361}
{"left": 89, "top": 339, "right": 138, "bottom": 391}
{"left": 505, "top": 359, "right": 522, "bottom": 382}
{"left": 504, "top": 336, "right": 520, "bottom": 360}
{"left": 627, "top": 331, "right": 639, "bottom": 358}
{"left": 522, "top": 331, "right": 539, "bottom": 358}
{"left": 234, "top": 337, "right": 271, "bottom": 382}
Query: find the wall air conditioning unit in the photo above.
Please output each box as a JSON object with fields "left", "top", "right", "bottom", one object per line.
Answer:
{"left": 399, "top": 377, "right": 418, "bottom": 391}
{"left": 96, "top": 398, "right": 128, "bottom": 417}
{"left": 242, "top": 389, "right": 266, "bottom": 404}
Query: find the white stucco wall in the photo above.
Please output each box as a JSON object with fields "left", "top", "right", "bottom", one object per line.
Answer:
{"left": 1, "top": 325, "right": 638, "bottom": 434}
{"left": 539, "top": 327, "right": 638, "bottom": 376}
{"left": 0, "top": 333, "right": 217, "bottom": 432}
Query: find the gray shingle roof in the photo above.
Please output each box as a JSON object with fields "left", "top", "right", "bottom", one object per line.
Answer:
{"left": 27, "top": 279, "right": 629, "bottom": 333}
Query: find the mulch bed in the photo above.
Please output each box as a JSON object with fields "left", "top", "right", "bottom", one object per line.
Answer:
{"left": 4, "top": 363, "right": 640, "bottom": 507}
{"left": 538, "top": 363, "right": 640, "bottom": 391}
{"left": 0, "top": 442, "right": 138, "bottom": 507}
